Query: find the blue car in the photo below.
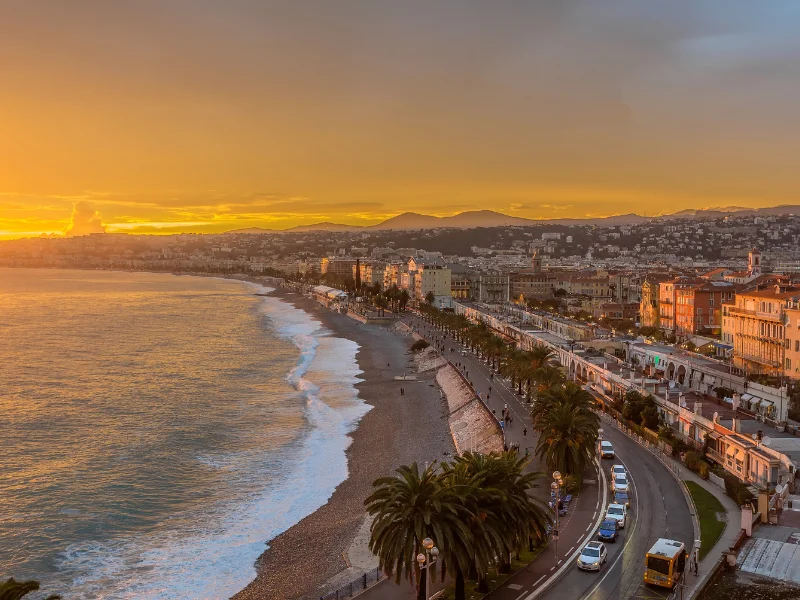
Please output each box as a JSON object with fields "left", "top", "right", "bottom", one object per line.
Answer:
{"left": 597, "top": 519, "right": 619, "bottom": 543}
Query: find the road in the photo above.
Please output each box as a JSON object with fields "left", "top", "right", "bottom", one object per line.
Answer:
{"left": 400, "top": 311, "right": 696, "bottom": 600}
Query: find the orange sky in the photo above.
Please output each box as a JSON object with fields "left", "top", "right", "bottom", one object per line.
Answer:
{"left": 2, "top": 2, "right": 799, "bottom": 239}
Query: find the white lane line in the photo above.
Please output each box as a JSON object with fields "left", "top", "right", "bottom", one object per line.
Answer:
{"left": 514, "top": 593, "right": 527, "bottom": 600}
{"left": 596, "top": 500, "right": 600, "bottom": 510}
{"left": 566, "top": 546, "right": 575, "bottom": 555}
{"left": 550, "top": 566, "right": 556, "bottom": 572}
{"left": 592, "top": 511, "right": 597, "bottom": 519}
{"left": 580, "top": 434, "right": 641, "bottom": 600}
{"left": 533, "top": 575, "right": 546, "bottom": 587}
{"left": 557, "top": 560, "right": 563, "bottom": 565}
{"left": 585, "top": 523, "right": 592, "bottom": 532}
{"left": 523, "top": 460, "right": 609, "bottom": 600}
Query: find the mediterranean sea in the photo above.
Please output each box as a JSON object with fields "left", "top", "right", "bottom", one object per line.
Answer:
{"left": 0, "top": 268, "right": 367, "bottom": 599}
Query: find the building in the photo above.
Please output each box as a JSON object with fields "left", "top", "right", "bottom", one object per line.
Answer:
{"left": 321, "top": 257, "right": 358, "bottom": 277}
{"left": 783, "top": 302, "right": 800, "bottom": 379}
{"left": 593, "top": 302, "right": 638, "bottom": 321}
{"left": 724, "top": 248, "right": 763, "bottom": 284}
{"left": 477, "top": 274, "right": 510, "bottom": 303}
{"left": 674, "top": 281, "right": 739, "bottom": 337}
{"left": 640, "top": 274, "right": 672, "bottom": 328}
{"left": 410, "top": 257, "right": 451, "bottom": 303}
{"left": 722, "top": 285, "right": 800, "bottom": 376}
{"left": 448, "top": 263, "right": 473, "bottom": 300}
{"left": 659, "top": 277, "right": 703, "bottom": 334}
{"left": 352, "top": 261, "right": 385, "bottom": 287}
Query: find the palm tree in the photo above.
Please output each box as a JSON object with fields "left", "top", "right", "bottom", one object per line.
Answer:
{"left": 399, "top": 289, "right": 410, "bottom": 311}
{"left": 0, "top": 578, "right": 61, "bottom": 600}
{"left": 425, "top": 291, "right": 436, "bottom": 306}
{"left": 365, "top": 463, "right": 472, "bottom": 599}
{"left": 532, "top": 383, "right": 600, "bottom": 477}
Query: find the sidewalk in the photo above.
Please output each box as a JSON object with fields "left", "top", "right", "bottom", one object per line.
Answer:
{"left": 681, "top": 466, "right": 741, "bottom": 599}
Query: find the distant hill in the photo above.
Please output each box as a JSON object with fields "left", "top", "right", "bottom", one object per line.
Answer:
{"left": 226, "top": 204, "right": 800, "bottom": 234}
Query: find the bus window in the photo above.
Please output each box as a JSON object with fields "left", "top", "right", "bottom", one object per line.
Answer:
{"left": 646, "top": 556, "right": 671, "bottom": 575}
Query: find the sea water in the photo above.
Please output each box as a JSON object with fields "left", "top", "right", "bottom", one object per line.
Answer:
{"left": 0, "top": 268, "right": 368, "bottom": 599}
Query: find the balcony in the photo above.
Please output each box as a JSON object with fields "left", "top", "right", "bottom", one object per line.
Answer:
{"left": 727, "top": 306, "right": 782, "bottom": 321}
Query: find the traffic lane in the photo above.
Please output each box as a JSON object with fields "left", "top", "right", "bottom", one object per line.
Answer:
{"left": 579, "top": 426, "right": 693, "bottom": 600}
{"left": 534, "top": 428, "right": 643, "bottom": 600}
{"left": 485, "top": 462, "right": 605, "bottom": 600}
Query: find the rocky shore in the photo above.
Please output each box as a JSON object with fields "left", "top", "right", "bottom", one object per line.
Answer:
{"left": 232, "top": 290, "right": 455, "bottom": 600}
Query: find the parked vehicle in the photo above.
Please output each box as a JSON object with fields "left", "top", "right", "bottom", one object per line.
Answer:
{"left": 577, "top": 541, "right": 608, "bottom": 571}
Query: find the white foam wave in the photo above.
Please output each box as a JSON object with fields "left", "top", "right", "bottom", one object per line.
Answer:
{"left": 55, "top": 283, "right": 369, "bottom": 599}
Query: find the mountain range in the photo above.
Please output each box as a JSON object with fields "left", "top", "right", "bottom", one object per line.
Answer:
{"left": 228, "top": 205, "right": 800, "bottom": 234}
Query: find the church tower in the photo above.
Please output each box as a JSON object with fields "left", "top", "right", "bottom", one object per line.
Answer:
{"left": 531, "top": 249, "right": 542, "bottom": 274}
{"left": 748, "top": 247, "right": 762, "bottom": 277}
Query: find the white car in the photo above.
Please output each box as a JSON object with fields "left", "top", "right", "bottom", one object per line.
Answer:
{"left": 605, "top": 503, "right": 627, "bottom": 529}
{"left": 600, "top": 441, "right": 615, "bottom": 459}
{"left": 611, "top": 475, "right": 629, "bottom": 493}
{"left": 611, "top": 464, "right": 626, "bottom": 479}
{"left": 576, "top": 541, "right": 608, "bottom": 571}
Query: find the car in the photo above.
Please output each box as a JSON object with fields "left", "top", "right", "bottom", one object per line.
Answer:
{"left": 611, "top": 464, "right": 626, "bottom": 478}
{"left": 600, "top": 441, "right": 615, "bottom": 459}
{"left": 597, "top": 519, "right": 619, "bottom": 543}
{"left": 577, "top": 541, "right": 608, "bottom": 571}
{"left": 605, "top": 503, "right": 627, "bottom": 529}
{"left": 614, "top": 489, "right": 631, "bottom": 508}
{"left": 611, "top": 475, "right": 629, "bottom": 493}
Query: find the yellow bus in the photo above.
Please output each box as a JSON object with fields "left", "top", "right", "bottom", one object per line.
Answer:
{"left": 644, "top": 539, "right": 687, "bottom": 588}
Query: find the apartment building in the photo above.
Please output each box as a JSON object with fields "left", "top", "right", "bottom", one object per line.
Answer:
{"left": 784, "top": 303, "right": 800, "bottom": 379}
{"left": 477, "top": 274, "right": 510, "bottom": 303}
{"left": 448, "top": 263, "right": 473, "bottom": 300}
{"left": 410, "top": 257, "right": 451, "bottom": 302}
{"left": 352, "top": 261, "right": 385, "bottom": 287}
{"left": 659, "top": 277, "right": 704, "bottom": 333}
{"left": 722, "top": 285, "right": 800, "bottom": 376}
{"left": 674, "top": 281, "right": 739, "bottom": 337}
{"left": 321, "top": 257, "right": 358, "bottom": 277}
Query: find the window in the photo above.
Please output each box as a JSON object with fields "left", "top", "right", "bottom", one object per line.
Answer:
{"left": 786, "top": 358, "right": 792, "bottom": 370}
{"left": 796, "top": 340, "right": 800, "bottom": 352}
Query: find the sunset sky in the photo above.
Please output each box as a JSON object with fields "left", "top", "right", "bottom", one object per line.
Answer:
{"left": 2, "top": 1, "right": 800, "bottom": 239}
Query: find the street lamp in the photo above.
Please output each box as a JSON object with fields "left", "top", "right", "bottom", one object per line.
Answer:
{"left": 551, "top": 471, "right": 563, "bottom": 565}
{"left": 417, "top": 537, "right": 439, "bottom": 600}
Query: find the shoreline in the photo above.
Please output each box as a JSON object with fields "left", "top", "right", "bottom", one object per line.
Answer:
{"left": 233, "top": 287, "right": 456, "bottom": 600}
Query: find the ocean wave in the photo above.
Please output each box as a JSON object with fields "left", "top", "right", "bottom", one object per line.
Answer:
{"left": 53, "top": 282, "right": 369, "bottom": 599}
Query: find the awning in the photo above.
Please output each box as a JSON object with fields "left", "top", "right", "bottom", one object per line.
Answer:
{"left": 741, "top": 393, "right": 754, "bottom": 402}
{"left": 726, "top": 445, "right": 736, "bottom": 456}
{"left": 760, "top": 399, "right": 775, "bottom": 408}
{"left": 707, "top": 431, "right": 721, "bottom": 441}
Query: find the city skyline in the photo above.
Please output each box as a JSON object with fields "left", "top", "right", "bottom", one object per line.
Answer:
{"left": 3, "top": 1, "right": 800, "bottom": 239}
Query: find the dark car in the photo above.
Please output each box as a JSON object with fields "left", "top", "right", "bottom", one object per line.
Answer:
{"left": 597, "top": 519, "right": 619, "bottom": 543}
{"left": 614, "top": 490, "right": 630, "bottom": 509}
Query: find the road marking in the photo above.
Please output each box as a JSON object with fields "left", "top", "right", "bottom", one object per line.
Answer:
{"left": 522, "top": 460, "right": 609, "bottom": 600}
{"left": 533, "top": 575, "right": 546, "bottom": 587}
{"left": 557, "top": 560, "right": 563, "bottom": 565}
{"left": 585, "top": 523, "right": 592, "bottom": 532}
{"left": 566, "top": 546, "right": 575, "bottom": 555}
{"left": 596, "top": 500, "right": 600, "bottom": 510}
{"left": 592, "top": 511, "right": 597, "bottom": 519}
{"left": 550, "top": 566, "right": 555, "bottom": 571}
{"left": 514, "top": 593, "right": 527, "bottom": 600}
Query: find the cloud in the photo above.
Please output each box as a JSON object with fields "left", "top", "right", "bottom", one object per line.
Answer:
{"left": 539, "top": 204, "right": 573, "bottom": 211}
{"left": 64, "top": 201, "right": 106, "bottom": 236}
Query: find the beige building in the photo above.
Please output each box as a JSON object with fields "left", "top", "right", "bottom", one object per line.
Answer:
{"left": 722, "top": 285, "right": 800, "bottom": 376}
{"left": 785, "top": 303, "right": 800, "bottom": 379}
{"left": 411, "top": 257, "right": 451, "bottom": 302}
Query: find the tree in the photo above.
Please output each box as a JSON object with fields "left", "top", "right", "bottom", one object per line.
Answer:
{"left": 532, "top": 383, "right": 600, "bottom": 477}
{"left": 399, "top": 289, "right": 410, "bottom": 311}
{"left": 0, "top": 578, "right": 62, "bottom": 600}
{"left": 365, "top": 463, "right": 471, "bottom": 600}
{"left": 425, "top": 291, "right": 436, "bottom": 306}
{"left": 375, "top": 294, "right": 389, "bottom": 316}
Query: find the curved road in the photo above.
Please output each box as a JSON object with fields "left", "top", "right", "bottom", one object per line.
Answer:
{"left": 536, "top": 423, "right": 694, "bottom": 600}
{"left": 400, "top": 311, "right": 694, "bottom": 600}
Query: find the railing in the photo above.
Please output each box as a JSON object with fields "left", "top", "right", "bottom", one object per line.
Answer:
{"left": 319, "top": 568, "right": 384, "bottom": 600}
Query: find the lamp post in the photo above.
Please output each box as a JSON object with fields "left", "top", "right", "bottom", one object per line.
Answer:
{"left": 416, "top": 537, "right": 439, "bottom": 600}
{"left": 551, "top": 471, "right": 563, "bottom": 565}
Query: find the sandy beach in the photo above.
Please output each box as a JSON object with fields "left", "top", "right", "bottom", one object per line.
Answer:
{"left": 232, "top": 289, "right": 455, "bottom": 600}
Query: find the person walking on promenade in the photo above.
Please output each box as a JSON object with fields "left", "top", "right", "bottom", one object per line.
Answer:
{"left": 523, "top": 426, "right": 527, "bottom": 438}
